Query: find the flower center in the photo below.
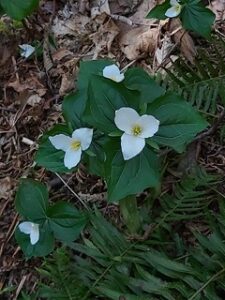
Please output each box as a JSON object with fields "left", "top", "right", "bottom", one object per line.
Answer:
{"left": 132, "top": 125, "right": 142, "bottom": 136}
{"left": 70, "top": 140, "right": 81, "bottom": 150}
{"left": 175, "top": 4, "right": 181, "bottom": 11}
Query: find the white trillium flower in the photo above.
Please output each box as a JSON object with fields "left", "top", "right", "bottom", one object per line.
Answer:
{"left": 114, "top": 107, "right": 160, "bottom": 160}
{"left": 165, "top": 0, "right": 182, "bottom": 18}
{"left": 103, "top": 64, "right": 125, "bottom": 83}
{"left": 19, "top": 221, "right": 39, "bottom": 245}
{"left": 49, "top": 128, "right": 93, "bottom": 169}
{"left": 19, "top": 44, "right": 35, "bottom": 58}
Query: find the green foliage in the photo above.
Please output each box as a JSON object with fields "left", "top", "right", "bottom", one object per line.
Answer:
{"left": 147, "top": 93, "right": 208, "bottom": 152}
{"left": 37, "top": 199, "right": 225, "bottom": 300}
{"left": 0, "top": 0, "right": 39, "bottom": 20}
{"left": 162, "top": 36, "right": 225, "bottom": 115}
{"left": 37, "top": 248, "right": 88, "bottom": 299}
{"left": 104, "top": 140, "right": 160, "bottom": 202}
{"left": 154, "top": 168, "right": 220, "bottom": 232}
{"left": 147, "top": 0, "right": 215, "bottom": 38}
{"left": 36, "top": 59, "right": 207, "bottom": 202}
{"left": 181, "top": 0, "right": 215, "bottom": 38}
{"left": 124, "top": 67, "right": 165, "bottom": 103}
{"left": 15, "top": 178, "right": 48, "bottom": 221}
{"left": 15, "top": 179, "right": 88, "bottom": 257}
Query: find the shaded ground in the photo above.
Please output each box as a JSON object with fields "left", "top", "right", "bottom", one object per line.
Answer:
{"left": 1, "top": 0, "right": 225, "bottom": 299}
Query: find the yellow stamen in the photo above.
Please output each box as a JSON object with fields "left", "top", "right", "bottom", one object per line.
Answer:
{"left": 175, "top": 4, "right": 180, "bottom": 11}
{"left": 132, "top": 125, "right": 142, "bottom": 136}
{"left": 70, "top": 140, "right": 81, "bottom": 150}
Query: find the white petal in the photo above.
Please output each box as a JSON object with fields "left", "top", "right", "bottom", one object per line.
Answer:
{"left": 165, "top": 5, "right": 181, "bottom": 17}
{"left": 138, "top": 115, "right": 160, "bottom": 138}
{"left": 121, "top": 133, "right": 145, "bottom": 160}
{"left": 64, "top": 148, "right": 82, "bottom": 169}
{"left": 170, "top": 0, "right": 179, "bottom": 6}
{"left": 49, "top": 134, "right": 71, "bottom": 151}
{"left": 19, "top": 222, "right": 33, "bottom": 234}
{"left": 103, "top": 64, "right": 124, "bottom": 82}
{"left": 115, "top": 73, "right": 125, "bottom": 83}
{"left": 72, "top": 128, "right": 93, "bottom": 150}
{"left": 30, "top": 224, "right": 39, "bottom": 245}
{"left": 19, "top": 44, "right": 35, "bottom": 58}
{"left": 115, "top": 107, "right": 140, "bottom": 134}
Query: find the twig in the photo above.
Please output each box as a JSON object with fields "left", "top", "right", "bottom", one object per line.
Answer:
{"left": 110, "top": 14, "right": 133, "bottom": 26}
{"left": 194, "top": 106, "right": 225, "bottom": 141}
{"left": 13, "top": 275, "right": 27, "bottom": 300}
{"left": 55, "top": 173, "right": 90, "bottom": 211}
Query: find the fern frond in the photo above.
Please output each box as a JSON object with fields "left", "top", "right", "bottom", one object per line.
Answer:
{"left": 164, "top": 36, "right": 225, "bottom": 114}
{"left": 36, "top": 202, "right": 225, "bottom": 300}
{"left": 37, "top": 248, "right": 88, "bottom": 299}
{"left": 155, "top": 168, "right": 219, "bottom": 230}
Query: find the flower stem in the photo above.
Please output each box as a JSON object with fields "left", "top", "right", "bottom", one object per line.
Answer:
{"left": 119, "top": 196, "right": 141, "bottom": 234}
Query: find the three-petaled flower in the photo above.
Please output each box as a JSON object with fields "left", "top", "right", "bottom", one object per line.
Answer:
{"left": 19, "top": 44, "right": 35, "bottom": 58}
{"left": 49, "top": 128, "right": 93, "bottom": 169}
{"left": 19, "top": 221, "right": 39, "bottom": 245}
{"left": 103, "top": 64, "right": 125, "bottom": 83}
{"left": 165, "top": 0, "right": 182, "bottom": 18}
{"left": 114, "top": 107, "right": 160, "bottom": 160}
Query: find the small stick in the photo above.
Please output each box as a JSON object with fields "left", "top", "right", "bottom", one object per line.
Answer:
{"left": 55, "top": 173, "right": 90, "bottom": 211}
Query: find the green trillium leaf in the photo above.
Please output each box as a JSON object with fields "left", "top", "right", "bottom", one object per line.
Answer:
{"left": 78, "top": 59, "right": 113, "bottom": 91}
{"left": 15, "top": 179, "right": 48, "bottom": 221}
{"left": 147, "top": 93, "right": 208, "bottom": 152}
{"left": 124, "top": 67, "right": 165, "bottom": 104}
{"left": 104, "top": 140, "right": 160, "bottom": 202}
{"left": 62, "top": 90, "right": 87, "bottom": 129}
{"left": 0, "top": 0, "right": 39, "bottom": 20}
{"left": 146, "top": 0, "right": 170, "bottom": 20}
{"left": 47, "top": 202, "right": 88, "bottom": 242}
{"left": 181, "top": 0, "right": 215, "bottom": 38}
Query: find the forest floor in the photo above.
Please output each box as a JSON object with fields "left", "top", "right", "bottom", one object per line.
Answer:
{"left": 1, "top": 0, "right": 225, "bottom": 299}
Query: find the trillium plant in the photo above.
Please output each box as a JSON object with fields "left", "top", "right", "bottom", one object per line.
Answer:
{"left": 165, "top": 0, "right": 182, "bottom": 18}
{"left": 147, "top": 0, "right": 215, "bottom": 38}
{"left": 15, "top": 60, "right": 208, "bottom": 256}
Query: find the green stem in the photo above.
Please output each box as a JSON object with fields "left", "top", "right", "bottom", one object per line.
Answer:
{"left": 188, "top": 267, "right": 225, "bottom": 300}
{"left": 119, "top": 196, "right": 141, "bottom": 234}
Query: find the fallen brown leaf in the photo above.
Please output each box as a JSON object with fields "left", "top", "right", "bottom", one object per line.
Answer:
{"left": 0, "top": 177, "right": 12, "bottom": 200}
{"left": 8, "top": 77, "right": 47, "bottom": 96}
{"left": 59, "top": 72, "right": 76, "bottom": 96}
{"left": 169, "top": 19, "right": 196, "bottom": 64}
{"left": 210, "top": 0, "right": 225, "bottom": 21}
{"left": 90, "top": 17, "right": 120, "bottom": 58}
{"left": 119, "top": 26, "right": 159, "bottom": 60}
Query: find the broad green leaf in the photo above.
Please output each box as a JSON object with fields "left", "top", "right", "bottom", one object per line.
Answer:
{"left": 78, "top": 59, "right": 113, "bottom": 91}
{"left": 147, "top": 93, "right": 208, "bottom": 152}
{"left": 15, "top": 223, "right": 54, "bottom": 258}
{"left": 146, "top": 1, "right": 170, "bottom": 20}
{"left": 47, "top": 202, "right": 88, "bottom": 242}
{"left": 35, "top": 124, "right": 73, "bottom": 173}
{"left": 124, "top": 68, "right": 165, "bottom": 104}
{"left": 85, "top": 132, "right": 109, "bottom": 177}
{"left": 181, "top": 0, "right": 215, "bottom": 38}
{"left": 105, "top": 140, "right": 160, "bottom": 202}
{"left": 62, "top": 90, "right": 87, "bottom": 129}
{"left": 0, "top": 0, "right": 39, "bottom": 20}
{"left": 84, "top": 76, "right": 127, "bottom": 133}
{"left": 15, "top": 179, "right": 48, "bottom": 221}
